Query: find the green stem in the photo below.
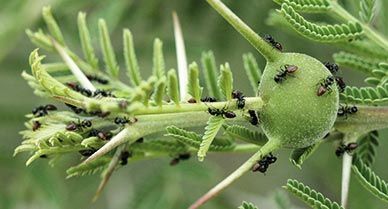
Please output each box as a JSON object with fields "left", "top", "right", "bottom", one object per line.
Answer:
{"left": 330, "top": 2, "right": 388, "bottom": 52}
{"left": 188, "top": 139, "right": 281, "bottom": 209}
{"left": 206, "top": 0, "right": 281, "bottom": 62}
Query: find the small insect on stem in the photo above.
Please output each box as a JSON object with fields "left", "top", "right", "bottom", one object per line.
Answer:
{"left": 32, "top": 104, "right": 57, "bottom": 117}
{"left": 252, "top": 153, "right": 277, "bottom": 174}
{"left": 248, "top": 110, "right": 259, "bottom": 125}
{"left": 335, "top": 143, "right": 358, "bottom": 157}
{"left": 66, "top": 119, "right": 92, "bottom": 131}
{"left": 170, "top": 152, "right": 191, "bottom": 166}
{"left": 263, "top": 34, "right": 283, "bottom": 51}
{"left": 86, "top": 74, "right": 109, "bottom": 85}
{"left": 232, "top": 90, "right": 245, "bottom": 109}
{"left": 201, "top": 97, "right": 217, "bottom": 102}
{"left": 317, "top": 75, "right": 335, "bottom": 96}
{"left": 337, "top": 105, "right": 358, "bottom": 118}
{"left": 187, "top": 98, "right": 197, "bottom": 103}
{"left": 32, "top": 121, "right": 41, "bottom": 131}
{"left": 207, "top": 108, "right": 236, "bottom": 118}
{"left": 274, "top": 64, "right": 298, "bottom": 83}
{"left": 120, "top": 151, "right": 132, "bottom": 165}
{"left": 323, "top": 62, "right": 339, "bottom": 75}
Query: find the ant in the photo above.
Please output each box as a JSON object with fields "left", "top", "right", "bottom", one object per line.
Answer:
{"left": 114, "top": 117, "right": 130, "bottom": 125}
{"left": 337, "top": 105, "right": 358, "bottom": 118}
{"left": 323, "top": 62, "right": 346, "bottom": 93}
{"left": 335, "top": 76, "right": 346, "bottom": 93}
{"left": 232, "top": 90, "right": 245, "bottom": 109}
{"left": 32, "top": 121, "right": 41, "bottom": 131}
{"left": 93, "top": 89, "right": 115, "bottom": 97}
{"left": 201, "top": 97, "right": 217, "bottom": 102}
{"left": 208, "top": 107, "right": 236, "bottom": 118}
{"left": 187, "top": 98, "right": 197, "bottom": 103}
{"left": 86, "top": 74, "right": 109, "bottom": 85}
{"left": 32, "top": 104, "right": 57, "bottom": 117}
{"left": 120, "top": 151, "right": 132, "bottom": 165}
{"left": 89, "top": 129, "right": 112, "bottom": 140}
{"left": 263, "top": 34, "right": 283, "bottom": 51}
{"left": 274, "top": 64, "right": 298, "bottom": 83}
{"left": 335, "top": 142, "right": 358, "bottom": 157}
{"left": 170, "top": 153, "right": 191, "bottom": 166}
{"left": 317, "top": 75, "right": 335, "bottom": 96}
{"left": 79, "top": 149, "right": 96, "bottom": 157}
{"left": 66, "top": 119, "right": 92, "bottom": 131}
{"left": 66, "top": 82, "right": 92, "bottom": 97}
{"left": 248, "top": 110, "right": 259, "bottom": 125}
{"left": 88, "top": 110, "right": 110, "bottom": 118}
{"left": 252, "top": 153, "right": 277, "bottom": 173}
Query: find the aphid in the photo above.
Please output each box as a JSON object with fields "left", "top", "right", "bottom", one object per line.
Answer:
{"left": 207, "top": 108, "right": 236, "bottom": 118}
{"left": 120, "top": 151, "right": 132, "bottom": 165}
{"left": 66, "top": 122, "right": 78, "bottom": 131}
{"left": 187, "top": 98, "right": 197, "bottom": 103}
{"left": 114, "top": 117, "right": 129, "bottom": 125}
{"left": 274, "top": 64, "right": 298, "bottom": 83}
{"left": 201, "top": 97, "right": 217, "bottom": 102}
{"left": 323, "top": 62, "right": 339, "bottom": 75}
{"left": 79, "top": 149, "right": 96, "bottom": 157}
{"left": 251, "top": 153, "right": 277, "bottom": 173}
{"left": 32, "top": 121, "right": 41, "bottom": 131}
{"left": 337, "top": 105, "right": 358, "bottom": 118}
{"left": 248, "top": 110, "right": 259, "bottom": 125}
{"left": 263, "top": 34, "right": 283, "bottom": 51}
{"left": 335, "top": 76, "right": 346, "bottom": 93}
{"left": 232, "top": 90, "right": 245, "bottom": 109}
{"left": 335, "top": 142, "right": 358, "bottom": 157}
{"left": 317, "top": 75, "right": 335, "bottom": 96}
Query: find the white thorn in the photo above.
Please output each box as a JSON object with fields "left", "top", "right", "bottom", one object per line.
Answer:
{"left": 52, "top": 39, "right": 96, "bottom": 91}
{"left": 172, "top": 11, "right": 188, "bottom": 101}
{"left": 341, "top": 153, "right": 352, "bottom": 208}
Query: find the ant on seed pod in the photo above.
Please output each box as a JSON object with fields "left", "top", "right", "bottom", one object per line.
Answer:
{"left": 274, "top": 64, "right": 298, "bottom": 83}
{"left": 317, "top": 75, "right": 336, "bottom": 96}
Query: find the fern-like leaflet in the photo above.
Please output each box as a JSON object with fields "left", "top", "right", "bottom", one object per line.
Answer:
{"left": 273, "top": 0, "right": 331, "bottom": 13}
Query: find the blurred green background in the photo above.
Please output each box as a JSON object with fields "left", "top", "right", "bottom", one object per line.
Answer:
{"left": 1, "top": 0, "right": 388, "bottom": 208}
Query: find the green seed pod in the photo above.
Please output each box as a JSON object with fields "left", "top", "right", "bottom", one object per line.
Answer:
{"left": 258, "top": 53, "right": 339, "bottom": 148}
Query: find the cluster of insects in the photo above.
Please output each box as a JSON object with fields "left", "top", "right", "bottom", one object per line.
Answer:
{"left": 263, "top": 34, "right": 283, "bottom": 51}
{"left": 66, "top": 82, "right": 115, "bottom": 98}
{"left": 337, "top": 104, "right": 358, "bottom": 118}
{"left": 32, "top": 104, "right": 57, "bottom": 117}
{"left": 66, "top": 119, "right": 92, "bottom": 131}
{"left": 274, "top": 64, "right": 298, "bottom": 83}
{"left": 169, "top": 153, "right": 191, "bottom": 166}
{"left": 335, "top": 142, "right": 358, "bottom": 157}
{"left": 86, "top": 74, "right": 109, "bottom": 85}
{"left": 89, "top": 129, "right": 112, "bottom": 141}
{"left": 232, "top": 90, "right": 245, "bottom": 109}
{"left": 317, "top": 62, "right": 346, "bottom": 96}
{"left": 252, "top": 153, "right": 277, "bottom": 173}
{"left": 201, "top": 96, "right": 217, "bottom": 103}
{"left": 207, "top": 107, "right": 236, "bottom": 118}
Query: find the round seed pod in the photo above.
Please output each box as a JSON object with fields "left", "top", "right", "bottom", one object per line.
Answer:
{"left": 258, "top": 53, "right": 339, "bottom": 148}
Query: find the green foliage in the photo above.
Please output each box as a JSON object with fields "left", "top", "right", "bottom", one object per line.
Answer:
{"left": 66, "top": 156, "right": 111, "bottom": 178}
{"left": 284, "top": 179, "right": 344, "bottom": 209}
{"left": 224, "top": 125, "right": 267, "bottom": 146}
{"left": 77, "top": 12, "right": 99, "bottom": 70}
{"left": 341, "top": 84, "right": 388, "bottom": 105}
{"left": 42, "top": 6, "right": 65, "bottom": 45}
{"left": 201, "top": 51, "right": 221, "bottom": 99}
{"left": 356, "top": 131, "right": 379, "bottom": 166}
{"left": 273, "top": 0, "right": 330, "bottom": 13}
{"left": 123, "top": 29, "right": 142, "bottom": 86}
{"left": 167, "top": 69, "right": 180, "bottom": 105}
{"left": 359, "top": 0, "right": 376, "bottom": 23}
{"left": 279, "top": 4, "right": 363, "bottom": 42}
{"left": 153, "top": 76, "right": 167, "bottom": 107}
{"left": 242, "top": 53, "right": 261, "bottom": 94}
{"left": 333, "top": 52, "right": 379, "bottom": 76}
{"left": 218, "top": 63, "right": 233, "bottom": 100}
{"left": 289, "top": 142, "right": 321, "bottom": 169}
{"left": 153, "top": 38, "right": 166, "bottom": 79}
{"left": 99, "top": 19, "right": 120, "bottom": 77}
{"left": 188, "top": 62, "right": 203, "bottom": 102}
{"left": 198, "top": 116, "right": 225, "bottom": 161}
{"left": 238, "top": 201, "right": 259, "bottom": 209}
{"left": 352, "top": 158, "right": 388, "bottom": 203}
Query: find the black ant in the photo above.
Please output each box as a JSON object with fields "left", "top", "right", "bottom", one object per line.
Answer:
{"left": 201, "top": 97, "right": 217, "bottom": 102}
{"left": 66, "top": 82, "right": 93, "bottom": 97}
{"left": 135, "top": 137, "right": 144, "bottom": 143}
{"left": 120, "top": 151, "right": 132, "bottom": 165}
{"left": 170, "top": 153, "right": 191, "bottom": 166}
{"left": 335, "top": 142, "right": 358, "bottom": 157}
{"left": 232, "top": 90, "right": 245, "bottom": 109}
{"left": 65, "top": 103, "right": 85, "bottom": 114}
{"left": 248, "top": 110, "right": 259, "bottom": 125}
{"left": 89, "top": 129, "right": 112, "bottom": 140}
{"left": 274, "top": 64, "right": 298, "bottom": 83}
{"left": 207, "top": 107, "right": 236, "bottom": 118}
{"left": 252, "top": 153, "right": 277, "bottom": 173}
{"left": 88, "top": 110, "right": 110, "bottom": 118}
{"left": 335, "top": 76, "right": 346, "bottom": 93}
{"left": 114, "top": 117, "right": 130, "bottom": 125}
{"left": 79, "top": 149, "right": 96, "bottom": 157}
{"left": 93, "top": 89, "right": 115, "bottom": 97}
{"left": 337, "top": 105, "right": 357, "bottom": 118}
{"left": 323, "top": 62, "right": 339, "bottom": 75}
{"left": 32, "top": 121, "right": 41, "bottom": 131}
{"left": 263, "top": 34, "right": 283, "bottom": 51}
{"left": 86, "top": 74, "right": 109, "bottom": 85}
{"left": 187, "top": 98, "right": 197, "bottom": 103}
{"left": 66, "top": 119, "right": 92, "bottom": 131}
{"left": 32, "top": 104, "right": 57, "bottom": 117}
{"left": 317, "top": 75, "right": 335, "bottom": 96}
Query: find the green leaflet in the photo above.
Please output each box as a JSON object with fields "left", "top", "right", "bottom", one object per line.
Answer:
{"left": 123, "top": 29, "right": 142, "bottom": 86}
{"left": 279, "top": 4, "right": 364, "bottom": 42}
{"left": 152, "top": 38, "right": 166, "bottom": 79}
{"left": 218, "top": 63, "right": 233, "bottom": 101}
{"left": 284, "top": 179, "right": 344, "bottom": 209}
{"left": 243, "top": 53, "right": 262, "bottom": 94}
{"left": 273, "top": 0, "right": 331, "bottom": 13}
{"left": 131, "top": 139, "right": 188, "bottom": 154}
{"left": 201, "top": 51, "right": 222, "bottom": 99}
{"left": 352, "top": 158, "right": 388, "bottom": 203}
{"left": 42, "top": 6, "right": 65, "bottom": 45}
{"left": 356, "top": 131, "right": 379, "bottom": 166}
{"left": 188, "top": 62, "right": 202, "bottom": 102}
{"left": 238, "top": 201, "right": 259, "bottom": 209}
{"left": 152, "top": 76, "right": 167, "bottom": 107}
{"left": 66, "top": 156, "right": 111, "bottom": 178}
{"left": 289, "top": 142, "right": 321, "bottom": 169}
{"left": 165, "top": 125, "right": 235, "bottom": 152}
{"left": 224, "top": 125, "right": 267, "bottom": 146}
{"left": 198, "top": 116, "right": 225, "bottom": 161}
{"left": 359, "top": 0, "right": 376, "bottom": 24}
{"left": 77, "top": 12, "right": 99, "bottom": 70}
{"left": 341, "top": 84, "right": 388, "bottom": 105}
{"left": 333, "top": 51, "right": 380, "bottom": 77}
{"left": 98, "top": 19, "right": 120, "bottom": 78}
{"left": 167, "top": 69, "right": 180, "bottom": 106}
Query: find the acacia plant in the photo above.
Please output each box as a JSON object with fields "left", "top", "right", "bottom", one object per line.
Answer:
{"left": 15, "top": 0, "right": 388, "bottom": 208}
